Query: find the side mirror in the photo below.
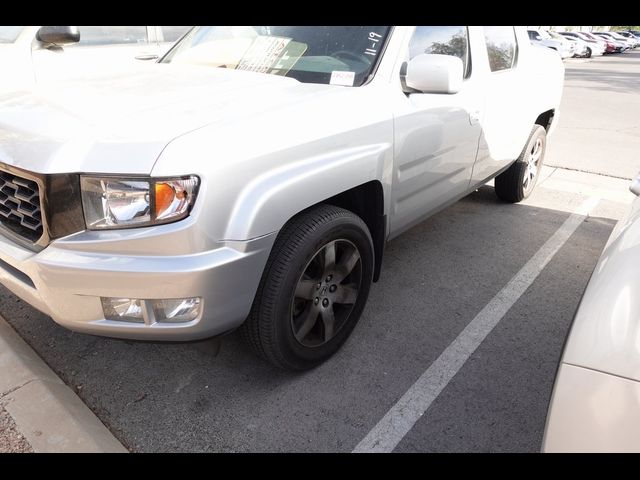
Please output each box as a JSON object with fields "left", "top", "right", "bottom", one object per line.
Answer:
{"left": 405, "top": 54, "right": 463, "bottom": 95}
{"left": 36, "top": 26, "right": 80, "bottom": 46}
{"left": 630, "top": 174, "right": 640, "bottom": 196}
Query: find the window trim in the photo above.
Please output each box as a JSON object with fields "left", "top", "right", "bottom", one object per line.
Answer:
{"left": 361, "top": 26, "right": 395, "bottom": 87}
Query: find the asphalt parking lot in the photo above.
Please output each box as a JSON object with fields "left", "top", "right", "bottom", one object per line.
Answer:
{"left": 1, "top": 51, "right": 638, "bottom": 453}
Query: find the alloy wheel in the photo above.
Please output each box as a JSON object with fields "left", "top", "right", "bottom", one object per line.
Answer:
{"left": 290, "top": 239, "right": 362, "bottom": 347}
{"left": 523, "top": 138, "right": 543, "bottom": 193}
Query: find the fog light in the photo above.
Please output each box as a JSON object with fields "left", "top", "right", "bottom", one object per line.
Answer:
{"left": 102, "top": 298, "right": 144, "bottom": 323}
{"left": 151, "top": 298, "right": 201, "bottom": 323}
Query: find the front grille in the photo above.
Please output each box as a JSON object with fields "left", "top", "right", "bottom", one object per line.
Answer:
{"left": 0, "top": 171, "right": 43, "bottom": 243}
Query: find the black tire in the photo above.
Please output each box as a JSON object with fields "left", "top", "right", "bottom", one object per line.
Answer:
{"left": 494, "top": 125, "right": 547, "bottom": 203}
{"left": 241, "top": 204, "right": 374, "bottom": 371}
{"left": 586, "top": 47, "right": 592, "bottom": 58}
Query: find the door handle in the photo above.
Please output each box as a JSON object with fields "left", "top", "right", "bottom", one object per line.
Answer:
{"left": 135, "top": 54, "right": 159, "bottom": 61}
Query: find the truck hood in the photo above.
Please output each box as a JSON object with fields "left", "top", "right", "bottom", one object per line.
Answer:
{"left": 0, "top": 63, "right": 335, "bottom": 175}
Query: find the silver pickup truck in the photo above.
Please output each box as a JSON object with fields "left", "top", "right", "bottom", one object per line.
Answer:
{"left": 0, "top": 26, "right": 564, "bottom": 370}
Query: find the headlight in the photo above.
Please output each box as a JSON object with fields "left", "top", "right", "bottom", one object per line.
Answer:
{"left": 80, "top": 176, "right": 199, "bottom": 230}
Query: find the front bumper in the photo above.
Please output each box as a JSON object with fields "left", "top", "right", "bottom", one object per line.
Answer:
{"left": 0, "top": 226, "right": 275, "bottom": 341}
{"left": 542, "top": 363, "right": 640, "bottom": 452}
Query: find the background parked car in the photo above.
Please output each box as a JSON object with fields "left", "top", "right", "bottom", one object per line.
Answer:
{"left": 0, "top": 26, "right": 192, "bottom": 90}
{"left": 616, "top": 31, "right": 640, "bottom": 47}
{"left": 592, "top": 32, "right": 631, "bottom": 51}
{"left": 609, "top": 32, "right": 635, "bottom": 50}
{"left": 605, "top": 31, "right": 638, "bottom": 48}
{"left": 528, "top": 28, "right": 574, "bottom": 59}
{"left": 546, "top": 30, "right": 588, "bottom": 57}
{"left": 579, "top": 31, "right": 619, "bottom": 53}
{"left": 572, "top": 31, "right": 609, "bottom": 55}
{"left": 557, "top": 31, "right": 605, "bottom": 57}
{"left": 543, "top": 173, "right": 640, "bottom": 452}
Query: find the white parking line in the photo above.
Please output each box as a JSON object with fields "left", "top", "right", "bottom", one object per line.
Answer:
{"left": 353, "top": 196, "right": 601, "bottom": 453}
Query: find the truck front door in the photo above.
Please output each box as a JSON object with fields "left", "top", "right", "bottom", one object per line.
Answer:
{"left": 391, "top": 26, "right": 483, "bottom": 236}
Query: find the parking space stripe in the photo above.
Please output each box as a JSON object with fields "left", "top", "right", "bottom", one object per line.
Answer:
{"left": 353, "top": 196, "right": 601, "bottom": 453}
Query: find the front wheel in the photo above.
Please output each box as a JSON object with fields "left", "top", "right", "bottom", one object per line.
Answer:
{"left": 241, "top": 205, "right": 374, "bottom": 371}
{"left": 494, "top": 125, "right": 547, "bottom": 203}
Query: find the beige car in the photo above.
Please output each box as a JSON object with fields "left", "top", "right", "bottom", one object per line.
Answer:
{"left": 543, "top": 174, "right": 640, "bottom": 452}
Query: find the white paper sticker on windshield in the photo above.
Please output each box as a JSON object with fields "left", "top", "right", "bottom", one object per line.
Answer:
{"left": 330, "top": 71, "right": 356, "bottom": 86}
{"left": 237, "top": 36, "right": 292, "bottom": 74}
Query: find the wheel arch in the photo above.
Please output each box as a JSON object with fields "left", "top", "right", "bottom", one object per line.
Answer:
{"left": 223, "top": 142, "right": 391, "bottom": 281}
{"left": 263, "top": 180, "right": 387, "bottom": 283}
{"left": 535, "top": 109, "right": 556, "bottom": 132}
{"left": 323, "top": 180, "right": 386, "bottom": 282}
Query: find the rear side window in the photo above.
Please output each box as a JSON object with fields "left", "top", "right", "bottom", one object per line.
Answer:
{"left": 75, "top": 26, "right": 149, "bottom": 46}
{"left": 159, "top": 26, "right": 191, "bottom": 43}
{"left": 484, "top": 26, "right": 518, "bottom": 72}
{"left": 409, "top": 26, "right": 471, "bottom": 78}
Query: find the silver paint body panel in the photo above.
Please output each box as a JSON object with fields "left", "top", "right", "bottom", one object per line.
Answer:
{"left": 0, "top": 27, "right": 563, "bottom": 339}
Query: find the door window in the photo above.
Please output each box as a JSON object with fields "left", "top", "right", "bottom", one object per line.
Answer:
{"left": 409, "top": 26, "right": 471, "bottom": 78}
{"left": 484, "top": 26, "right": 518, "bottom": 72}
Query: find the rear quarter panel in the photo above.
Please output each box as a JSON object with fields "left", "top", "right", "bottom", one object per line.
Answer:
{"left": 470, "top": 27, "right": 564, "bottom": 184}
{"left": 507, "top": 27, "right": 564, "bottom": 153}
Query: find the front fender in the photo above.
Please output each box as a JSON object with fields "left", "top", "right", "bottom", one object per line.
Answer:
{"left": 223, "top": 142, "right": 391, "bottom": 240}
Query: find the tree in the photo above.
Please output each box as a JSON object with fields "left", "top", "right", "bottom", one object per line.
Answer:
{"left": 427, "top": 33, "right": 467, "bottom": 58}
{"left": 486, "top": 44, "right": 512, "bottom": 71}
{"left": 611, "top": 26, "right": 640, "bottom": 31}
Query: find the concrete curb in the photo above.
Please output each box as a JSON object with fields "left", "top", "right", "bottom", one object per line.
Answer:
{"left": 0, "top": 317, "right": 128, "bottom": 453}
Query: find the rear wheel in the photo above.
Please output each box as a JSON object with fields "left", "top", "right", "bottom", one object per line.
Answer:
{"left": 241, "top": 205, "right": 374, "bottom": 371}
{"left": 494, "top": 125, "right": 547, "bottom": 203}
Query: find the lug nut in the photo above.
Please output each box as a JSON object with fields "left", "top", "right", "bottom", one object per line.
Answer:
{"left": 326, "top": 274, "right": 333, "bottom": 282}
{"left": 314, "top": 297, "right": 319, "bottom": 305}
{"left": 317, "top": 283, "right": 322, "bottom": 290}
{"left": 329, "top": 285, "right": 337, "bottom": 293}
{"left": 322, "top": 298, "right": 329, "bottom": 307}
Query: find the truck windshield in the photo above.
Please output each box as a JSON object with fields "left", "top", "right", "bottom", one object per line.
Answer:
{"left": 0, "top": 26, "right": 25, "bottom": 43}
{"left": 161, "top": 26, "right": 391, "bottom": 87}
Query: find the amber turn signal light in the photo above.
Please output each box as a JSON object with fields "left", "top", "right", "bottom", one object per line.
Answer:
{"left": 155, "top": 183, "right": 177, "bottom": 217}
